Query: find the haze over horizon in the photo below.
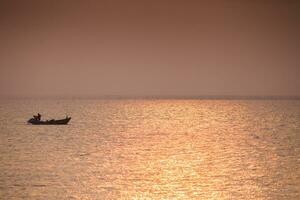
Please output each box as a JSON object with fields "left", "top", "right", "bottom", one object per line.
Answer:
{"left": 0, "top": 0, "right": 299, "bottom": 97}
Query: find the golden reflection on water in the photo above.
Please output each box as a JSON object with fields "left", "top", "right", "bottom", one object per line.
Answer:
{"left": 0, "top": 100, "right": 299, "bottom": 199}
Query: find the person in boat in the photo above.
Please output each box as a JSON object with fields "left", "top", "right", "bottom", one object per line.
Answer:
{"left": 33, "top": 113, "right": 41, "bottom": 121}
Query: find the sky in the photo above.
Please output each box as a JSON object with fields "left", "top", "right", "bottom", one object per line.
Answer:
{"left": 0, "top": 0, "right": 299, "bottom": 97}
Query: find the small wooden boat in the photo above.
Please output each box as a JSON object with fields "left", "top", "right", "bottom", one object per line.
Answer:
{"left": 28, "top": 116, "right": 71, "bottom": 125}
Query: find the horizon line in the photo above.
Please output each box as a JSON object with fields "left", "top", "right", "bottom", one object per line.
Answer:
{"left": 1, "top": 94, "right": 300, "bottom": 100}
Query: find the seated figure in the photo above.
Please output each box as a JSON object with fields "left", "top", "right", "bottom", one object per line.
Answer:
{"left": 33, "top": 113, "right": 41, "bottom": 121}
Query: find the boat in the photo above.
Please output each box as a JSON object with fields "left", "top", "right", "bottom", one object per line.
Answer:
{"left": 27, "top": 116, "right": 71, "bottom": 125}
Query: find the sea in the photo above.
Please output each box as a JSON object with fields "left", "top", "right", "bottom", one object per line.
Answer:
{"left": 0, "top": 99, "right": 299, "bottom": 199}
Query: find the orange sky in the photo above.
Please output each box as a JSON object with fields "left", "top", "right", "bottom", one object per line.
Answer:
{"left": 0, "top": 0, "right": 299, "bottom": 97}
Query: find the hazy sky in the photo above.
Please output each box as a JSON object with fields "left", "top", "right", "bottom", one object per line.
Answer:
{"left": 0, "top": 0, "right": 299, "bottom": 97}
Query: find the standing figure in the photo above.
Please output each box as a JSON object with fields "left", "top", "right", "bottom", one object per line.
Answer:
{"left": 37, "top": 113, "right": 41, "bottom": 121}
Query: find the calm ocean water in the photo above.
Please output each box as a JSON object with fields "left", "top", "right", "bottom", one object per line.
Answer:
{"left": 0, "top": 99, "right": 299, "bottom": 199}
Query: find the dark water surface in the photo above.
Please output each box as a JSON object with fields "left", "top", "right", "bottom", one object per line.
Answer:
{"left": 0, "top": 99, "right": 299, "bottom": 199}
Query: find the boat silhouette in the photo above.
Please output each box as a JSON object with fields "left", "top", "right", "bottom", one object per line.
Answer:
{"left": 28, "top": 116, "right": 71, "bottom": 125}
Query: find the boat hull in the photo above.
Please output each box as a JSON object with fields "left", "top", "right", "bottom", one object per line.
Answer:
{"left": 28, "top": 117, "right": 71, "bottom": 125}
